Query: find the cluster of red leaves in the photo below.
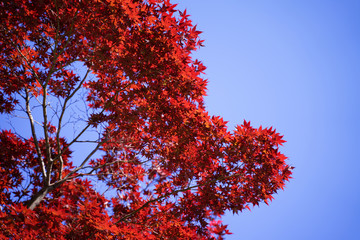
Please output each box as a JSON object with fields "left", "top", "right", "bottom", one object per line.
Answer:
{"left": 0, "top": 0, "right": 292, "bottom": 239}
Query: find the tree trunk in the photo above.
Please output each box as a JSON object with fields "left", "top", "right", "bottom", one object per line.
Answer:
{"left": 26, "top": 187, "right": 50, "bottom": 210}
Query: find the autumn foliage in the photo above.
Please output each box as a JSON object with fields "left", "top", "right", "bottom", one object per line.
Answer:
{"left": 0, "top": 0, "right": 292, "bottom": 239}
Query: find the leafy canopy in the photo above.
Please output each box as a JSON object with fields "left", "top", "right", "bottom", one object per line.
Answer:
{"left": 0, "top": 0, "right": 292, "bottom": 239}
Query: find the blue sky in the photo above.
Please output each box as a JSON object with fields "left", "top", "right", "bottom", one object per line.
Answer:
{"left": 176, "top": 1, "right": 360, "bottom": 239}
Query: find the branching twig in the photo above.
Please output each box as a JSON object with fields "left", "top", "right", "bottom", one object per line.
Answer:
{"left": 56, "top": 69, "right": 91, "bottom": 180}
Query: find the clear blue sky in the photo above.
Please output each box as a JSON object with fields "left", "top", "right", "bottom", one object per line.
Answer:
{"left": 176, "top": 1, "right": 360, "bottom": 239}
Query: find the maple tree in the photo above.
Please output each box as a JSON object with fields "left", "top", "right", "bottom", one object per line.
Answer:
{"left": 0, "top": 0, "right": 293, "bottom": 239}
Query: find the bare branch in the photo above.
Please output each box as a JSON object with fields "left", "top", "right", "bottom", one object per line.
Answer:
{"left": 53, "top": 88, "right": 122, "bottom": 165}
{"left": 64, "top": 136, "right": 107, "bottom": 177}
{"left": 42, "top": 87, "right": 53, "bottom": 187}
{"left": 56, "top": 69, "right": 91, "bottom": 180}
{"left": 24, "top": 88, "right": 47, "bottom": 179}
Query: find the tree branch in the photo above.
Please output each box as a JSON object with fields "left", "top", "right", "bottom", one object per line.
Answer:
{"left": 42, "top": 86, "right": 53, "bottom": 186}
{"left": 24, "top": 88, "right": 47, "bottom": 179}
{"left": 56, "top": 69, "right": 91, "bottom": 180}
